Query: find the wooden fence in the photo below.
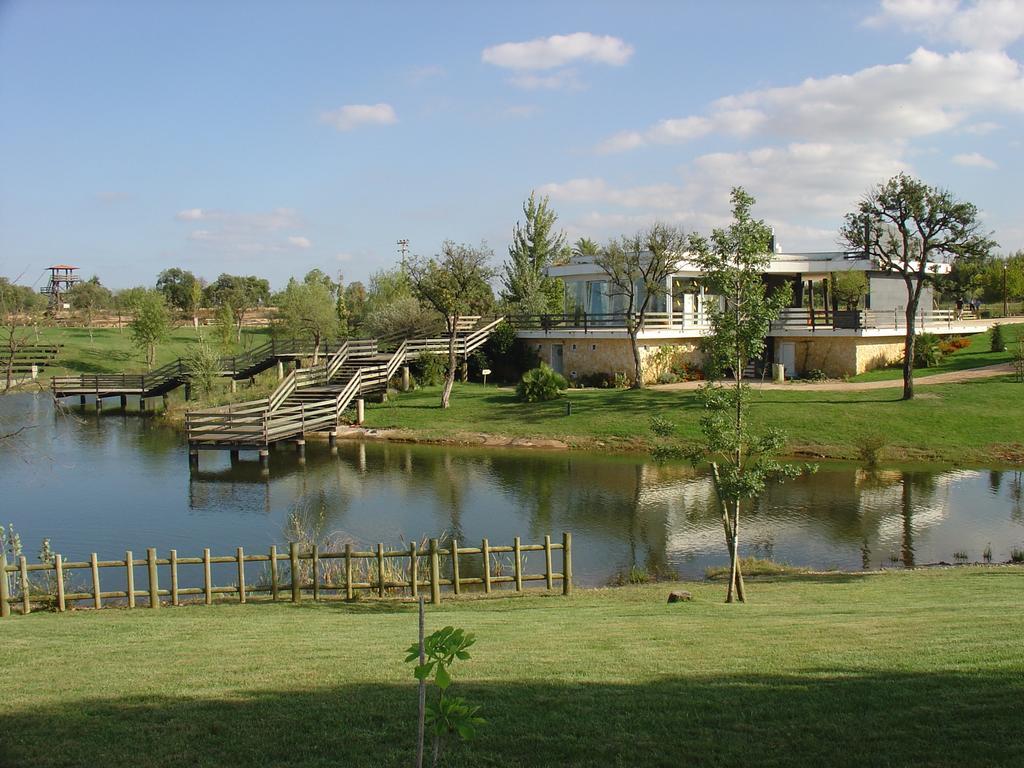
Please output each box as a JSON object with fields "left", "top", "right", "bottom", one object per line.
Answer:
{"left": 0, "top": 533, "right": 572, "bottom": 618}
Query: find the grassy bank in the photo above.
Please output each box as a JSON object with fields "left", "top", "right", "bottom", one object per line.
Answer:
{"left": 14, "top": 325, "right": 271, "bottom": 380}
{"left": 364, "top": 378, "right": 1024, "bottom": 464}
{"left": 850, "top": 322, "right": 1024, "bottom": 382}
{"left": 1, "top": 568, "right": 1021, "bottom": 767}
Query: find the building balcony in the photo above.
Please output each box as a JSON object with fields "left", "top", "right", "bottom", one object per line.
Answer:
{"left": 510, "top": 311, "right": 712, "bottom": 339}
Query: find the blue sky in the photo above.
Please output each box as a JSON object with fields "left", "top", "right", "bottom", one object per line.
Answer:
{"left": 1, "top": 0, "right": 1022, "bottom": 289}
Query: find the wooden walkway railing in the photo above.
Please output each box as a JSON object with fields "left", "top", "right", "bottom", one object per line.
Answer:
{"left": 184, "top": 318, "right": 505, "bottom": 452}
{"left": 0, "top": 532, "right": 572, "bottom": 617}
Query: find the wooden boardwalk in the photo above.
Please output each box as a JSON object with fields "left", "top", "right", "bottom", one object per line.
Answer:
{"left": 184, "top": 318, "right": 504, "bottom": 465}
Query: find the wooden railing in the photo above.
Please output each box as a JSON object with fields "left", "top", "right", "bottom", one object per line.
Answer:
{"left": 509, "top": 311, "right": 710, "bottom": 333}
{"left": 0, "top": 532, "right": 573, "bottom": 617}
{"left": 771, "top": 307, "right": 969, "bottom": 332}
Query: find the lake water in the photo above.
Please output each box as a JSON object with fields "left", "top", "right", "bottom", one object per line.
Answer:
{"left": 1, "top": 393, "right": 1022, "bottom": 587}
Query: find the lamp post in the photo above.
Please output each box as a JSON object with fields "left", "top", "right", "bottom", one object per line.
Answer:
{"left": 1004, "top": 262, "right": 1009, "bottom": 318}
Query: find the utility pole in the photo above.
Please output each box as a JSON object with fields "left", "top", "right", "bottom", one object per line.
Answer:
{"left": 397, "top": 239, "right": 409, "bottom": 260}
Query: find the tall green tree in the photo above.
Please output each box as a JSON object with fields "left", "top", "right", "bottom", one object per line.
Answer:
{"left": 408, "top": 242, "right": 495, "bottom": 409}
{"left": 205, "top": 274, "right": 270, "bottom": 343}
{"left": 129, "top": 290, "right": 171, "bottom": 368}
{"left": 68, "top": 277, "right": 112, "bottom": 340}
{"left": 981, "top": 252, "right": 1024, "bottom": 308}
{"left": 0, "top": 278, "right": 46, "bottom": 391}
{"left": 831, "top": 271, "right": 868, "bottom": 310}
{"left": 364, "top": 266, "right": 439, "bottom": 340}
{"left": 155, "top": 268, "right": 203, "bottom": 325}
{"left": 276, "top": 271, "right": 341, "bottom": 361}
{"left": 595, "top": 224, "right": 681, "bottom": 388}
{"left": 841, "top": 173, "right": 995, "bottom": 400}
{"left": 572, "top": 237, "right": 600, "bottom": 259}
{"left": 501, "top": 192, "right": 566, "bottom": 315}
{"left": 683, "top": 188, "right": 808, "bottom": 603}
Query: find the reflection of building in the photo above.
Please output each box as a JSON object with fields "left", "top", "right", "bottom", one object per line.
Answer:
{"left": 40, "top": 265, "right": 79, "bottom": 311}
{"left": 514, "top": 247, "right": 985, "bottom": 382}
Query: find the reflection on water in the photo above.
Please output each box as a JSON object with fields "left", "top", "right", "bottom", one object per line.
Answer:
{"left": 1, "top": 394, "right": 1023, "bottom": 585}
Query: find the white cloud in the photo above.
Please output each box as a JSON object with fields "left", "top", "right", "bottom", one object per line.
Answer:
{"left": 320, "top": 103, "right": 397, "bottom": 131}
{"left": 952, "top": 151, "right": 998, "bottom": 166}
{"left": 482, "top": 32, "right": 633, "bottom": 70}
{"left": 542, "top": 142, "right": 911, "bottom": 250}
{"left": 334, "top": 252, "right": 354, "bottom": 262}
{"left": 866, "top": 0, "right": 1024, "bottom": 50}
{"left": 598, "top": 47, "right": 1024, "bottom": 152}
{"left": 174, "top": 207, "right": 306, "bottom": 254}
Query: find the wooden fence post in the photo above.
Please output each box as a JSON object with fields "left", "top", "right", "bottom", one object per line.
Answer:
{"left": 450, "top": 538, "right": 461, "bottom": 596}
{"left": 55, "top": 554, "right": 65, "bottom": 612}
{"left": 21, "top": 555, "right": 31, "bottom": 614}
{"left": 409, "top": 542, "right": 418, "bottom": 598}
{"left": 481, "top": 538, "right": 491, "bottom": 594}
{"left": 377, "top": 543, "right": 385, "bottom": 598}
{"left": 147, "top": 548, "right": 159, "bottom": 609}
{"left": 203, "top": 548, "right": 212, "bottom": 605}
{"left": 345, "top": 542, "right": 353, "bottom": 601}
{"left": 0, "top": 549, "right": 9, "bottom": 618}
{"left": 544, "top": 535, "right": 553, "bottom": 590}
{"left": 312, "top": 545, "right": 319, "bottom": 601}
{"left": 562, "top": 532, "right": 573, "bottom": 596}
{"left": 126, "top": 550, "right": 135, "bottom": 608}
{"left": 170, "top": 550, "right": 179, "bottom": 606}
{"left": 513, "top": 536, "right": 523, "bottom": 592}
{"left": 429, "top": 538, "right": 441, "bottom": 605}
{"left": 270, "top": 545, "right": 279, "bottom": 601}
{"left": 290, "top": 542, "right": 301, "bottom": 603}
{"left": 89, "top": 553, "right": 100, "bottom": 610}
{"left": 237, "top": 547, "right": 246, "bottom": 603}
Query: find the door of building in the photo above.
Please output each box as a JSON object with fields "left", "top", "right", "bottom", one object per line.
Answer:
{"left": 550, "top": 344, "right": 565, "bottom": 375}
{"left": 779, "top": 342, "right": 796, "bottom": 378}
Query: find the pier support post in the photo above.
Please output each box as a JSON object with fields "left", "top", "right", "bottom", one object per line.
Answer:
{"left": 184, "top": 383, "right": 192, "bottom": 401}
{"left": 259, "top": 449, "right": 269, "bottom": 469}
{"left": 230, "top": 379, "right": 237, "bottom": 394}
{"left": 120, "top": 394, "right": 127, "bottom": 411}
{"left": 295, "top": 440, "right": 306, "bottom": 462}
{"left": 401, "top": 365, "right": 411, "bottom": 392}
{"left": 277, "top": 360, "right": 284, "bottom": 380}
{"left": 162, "top": 394, "right": 169, "bottom": 410}
{"left": 229, "top": 449, "right": 239, "bottom": 464}
{"left": 328, "top": 432, "right": 338, "bottom": 454}
{"left": 140, "top": 396, "right": 147, "bottom": 412}
{"left": 95, "top": 397, "right": 102, "bottom": 412}
{"left": 79, "top": 395, "right": 86, "bottom": 406}
{"left": 356, "top": 398, "right": 365, "bottom": 425}
{"left": 188, "top": 445, "right": 199, "bottom": 470}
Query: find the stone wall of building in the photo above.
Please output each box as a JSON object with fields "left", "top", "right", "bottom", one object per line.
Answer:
{"left": 529, "top": 338, "right": 703, "bottom": 385}
{"left": 773, "top": 336, "right": 905, "bottom": 377}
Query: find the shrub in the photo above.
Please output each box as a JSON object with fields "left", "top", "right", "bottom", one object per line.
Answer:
{"left": 515, "top": 364, "right": 568, "bottom": 402}
{"left": 411, "top": 352, "right": 447, "bottom": 387}
{"left": 855, "top": 434, "right": 887, "bottom": 468}
{"left": 577, "top": 371, "right": 615, "bottom": 388}
{"left": 991, "top": 322, "right": 1005, "bottom": 352}
{"left": 656, "top": 371, "right": 679, "bottom": 385}
{"left": 802, "top": 368, "right": 828, "bottom": 382}
{"left": 649, "top": 415, "right": 676, "bottom": 437}
{"left": 913, "top": 333, "right": 944, "bottom": 368}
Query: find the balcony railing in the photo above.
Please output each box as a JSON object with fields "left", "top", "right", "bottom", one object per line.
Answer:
{"left": 509, "top": 311, "right": 711, "bottom": 334}
{"left": 771, "top": 307, "right": 973, "bottom": 332}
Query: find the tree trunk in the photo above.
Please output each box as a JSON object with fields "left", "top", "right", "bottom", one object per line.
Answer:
{"left": 726, "top": 500, "right": 745, "bottom": 603}
{"left": 440, "top": 320, "right": 457, "bottom": 409}
{"left": 902, "top": 302, "right": 917, "bottom": 401}
{"left": 628, "top": 328, "right": 644, "bottom": 388}
{"left": 193, "top": 314, "right": 199, "bottom": 330}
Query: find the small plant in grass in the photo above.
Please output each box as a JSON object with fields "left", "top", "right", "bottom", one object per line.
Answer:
{"left": 855, "top": 434, "right": 887, "bottom": 468}
{"left": 982, "top": 543, "right": 993, "bottom": 564}
{"left": 802, "top": 368, "right": 828, "bottom": 382}
{"left": 182, "top": 337, "right": 222, "bottom": 398}
{"left": 953, "top": 550, "right": 969, "bottom": 564}
{"left": 990, "top": 322, "right": 1005, "bottom": 353}
{"left": 515, "top": 364, "right": 567, "bottom": 402}
{"left": 1010, "top": 547, "right": 1024, "bottom": 563}
{"left": 407, "top": 618, "right": 484, "bottom": 768}
{"left": 649, "top": 414, "right": 676, "bottom": 437}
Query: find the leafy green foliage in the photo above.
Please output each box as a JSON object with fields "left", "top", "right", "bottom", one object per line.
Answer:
{"left": 205, "top": 274, "right": 271, "bottom": 343}
{"left": 181, "top": 338, "right": 222, "bottom": 397}
{"left": 156, "top": 268, "right": 202, "bottom": 314}
{"left": 649, "top": 414, "right": 676, "bottom": 437}
{"left": 406, "top": 626, "right": 484, "bottom": 765}
{"left": 840, "top": 173, "right": 995, "bottom": 400}
{"left": 913, "top": 333, "right": 944, "bottom": 368}
{"left": 501, "top": 191, "right": 567, "bottom": 315}
{"left": 128, "top": 291, "right": 171, "bottom": 368}
{"left": 275, "top": 271, "right": 341, "bottom": 353}
{"left": 831, "top": 271, "right": 868, "bottom": 310}
{"left": 516, "top": 364, "right": 567, "bottom": 403}
{"left": 412, "top": 352, "right": 447, "bottom": 387}
{"left": 990, "top": 322, "right": 1005, "bottom": 352}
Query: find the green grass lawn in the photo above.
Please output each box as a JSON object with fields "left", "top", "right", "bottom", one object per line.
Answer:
{"left": 850, "top": 322, "right": 1024, "bottom": 382}
{"left": 365, "top": 378, "right": 1024, "bottom": 463}
{"left": 23, "top": 326, "right": 272, "bottom": 379}
{"left": 1, "top": 568, "right": 1021, "bottom": 767}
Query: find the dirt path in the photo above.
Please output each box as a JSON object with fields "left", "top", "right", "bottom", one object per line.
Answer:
{"left": 653, "top": 363, "right": 1016, "bottom": 392}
